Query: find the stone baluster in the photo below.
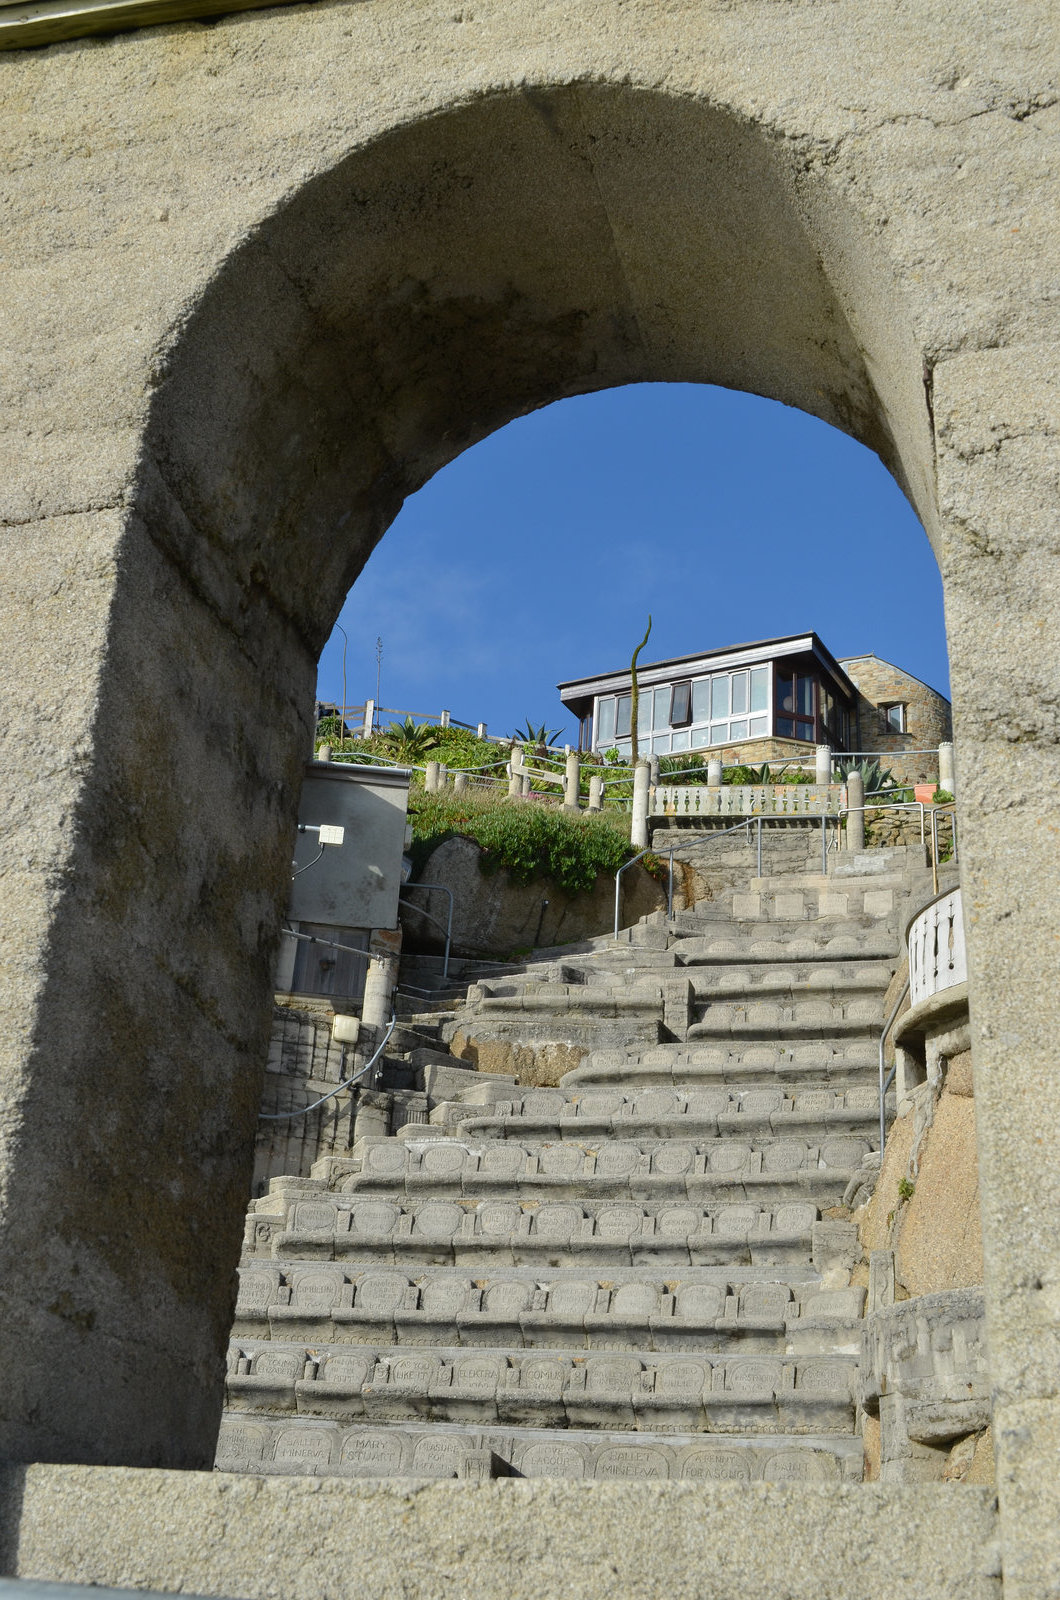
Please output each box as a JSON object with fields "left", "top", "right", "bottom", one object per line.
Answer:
{"left": 631, "top": 761, "right": 651, "bottom": 850}
{"left": 846, "top": 769, "right": 865, "bottom": 852}
{"left": 564, "top": 749, "right": 580, "bottom": 810}
{"left": 939, "top": 740, "right": 956, "bottom": 797}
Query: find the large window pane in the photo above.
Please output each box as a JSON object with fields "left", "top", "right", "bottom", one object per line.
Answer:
{"left": 652, "top": 733, "right": 671, "bottom": 754}
{"left": 616, "top": 695, "right": 632, "bottom": 737}
{"left": 638, "top": 694, "right": 652, "bottom": 735}
{"left": 750, "top": 668, "right": 768, "bottom": 712}
{"left": 692, "top": 678, "right": 711, "bottom": 722}
{"left": 797, "top": 675, "right": 814, "bottom": 716}
{"left": 691, "top": 726, "right": 711, "bottom": 748}
{"left": 653, "top": 687, "right": 670, "bottom": 728}
{"left": 597, "top": 697, "right": 616, "bottom": 744}
{"left": 671, "top": 729, "right": 690, "bottom": 752}
{"left": 709, "top": 724, "right": 728, "bottom": 745}
{"left": 711, "top": 677, "right": 729, "bottom": 718}
{"left": 731, "top": 672, "right": 748, "bottom": 715}
{"left": 730, "top": 718, "right": 749, "bottom": 740}
{"left": 749, "top": 715, "right": 768, "bottom": 737}
{"left": 778, "top": 675, "right": 796, "bottom": 714}
{"left": 670, "top": 681, "right": 692, "bottom": 726}
{"left": 777, "top": 716, "right": 795, "bottom": 738}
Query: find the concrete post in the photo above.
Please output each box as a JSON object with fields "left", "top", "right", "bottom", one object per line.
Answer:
{"left": 649, "top": 754, "right": 660, "bottom": 788}
{"left": 439, "top": 709, "right": 450, "bottom": 728}
{"left": 707, "top": 758, "right": 723, "bottom": 787}
{"left": 452, "top": 770, "right": 467, "bottom": 795}
{"left": 816, "top": 744, "right": 832, "bottom": 785}
{"left": 631, "top": 760, "right": 651, "bottom": 850}
{"left": 564, "top": 749, "right": 580, "bottom": 809}
{"left": 437, "top": 763, "right": 448, "bottom": 790}
{"left": 362, "top": 698, "right": 375, "bottom": 738}
{"left": 508, "top": 744, "right": 522, "bottom": 799}
{"left": 521, "top": 774, "right": 532, "bottom": 798}
{"left": 424, "top": 761, "right": 440, "bottom": 793}
{"left": 316, "top": 744, "right": 332, "bottom": 764}
{"left": 588, "top": 774, "right": 603, "bottom": 812}
{"left": 939, "top": 740, "right": 956, "bottom": 796}
{"left": 846, "top": 769, "right": 865, "bottom": 853}
{"left": 476, "top": 722, "right": 487, "bottom": 740}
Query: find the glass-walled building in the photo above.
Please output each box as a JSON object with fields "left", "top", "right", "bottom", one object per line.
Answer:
{"left": 558, "top": 633, "right": 858, "bottom": 760}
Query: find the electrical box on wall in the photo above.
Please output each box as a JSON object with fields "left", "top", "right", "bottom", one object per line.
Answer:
{"left": 288, "top": 760, "right": 411, "bottom": 931}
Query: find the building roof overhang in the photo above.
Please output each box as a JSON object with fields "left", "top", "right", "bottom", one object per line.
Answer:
{"left": 557, "top": 632, "right": 856, "bottom": 714}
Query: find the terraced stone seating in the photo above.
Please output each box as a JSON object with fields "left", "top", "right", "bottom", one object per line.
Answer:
{"left": 219, "top": 847, "right": 935, "bottom": 1482}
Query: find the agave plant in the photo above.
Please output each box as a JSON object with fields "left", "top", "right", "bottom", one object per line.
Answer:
{"left": 834, "top": 757, "right": 896, "bottom": 795}
{"left": 512, "top": 719, "right": 564, "bottom": 755}
{"left": 381, "top": 717, "right": 440, "bottom": 761}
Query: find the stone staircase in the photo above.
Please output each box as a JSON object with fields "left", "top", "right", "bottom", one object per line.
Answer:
{"left": 217, "top": 843, "right": 934, "bottom": 1485}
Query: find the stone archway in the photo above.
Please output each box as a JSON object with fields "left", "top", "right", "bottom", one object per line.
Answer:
{"left": 1, "top": 5, "right": 1057, "bottom": 1588}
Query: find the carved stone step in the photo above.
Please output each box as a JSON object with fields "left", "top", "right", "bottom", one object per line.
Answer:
{"left": 687, "top": 962, "right": 894, "bottom": 997}
{"left": 428, "top": 1083, "right": 883, "bottom": 1143}
{"left": 233, "top": 1262, "right": 865, "bottom": 1354}
{"left": 673, "top": 933, "right": 899, "bottom": 963}
{"left": 564, "top": 1043, "right": 883, "bottom": 1087}
{"left": 225, "top": 1339, "right": 859, "bottom": 1435}
{"left": 322, "top": 1134, "right": 870, "bottom": 1207}
{"left": 243, "top": 1196, "right": 856, "bottom": 1272}
{"left": 687, "top": 998, "right": 883, "bottom": 1040}
{"left": 215, "top": 1415, "right": 864, "bottom": 1483}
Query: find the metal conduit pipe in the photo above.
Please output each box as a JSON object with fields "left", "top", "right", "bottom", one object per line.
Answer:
{"left": 259, "top": 1015, "right": 397, "bottom": 1121}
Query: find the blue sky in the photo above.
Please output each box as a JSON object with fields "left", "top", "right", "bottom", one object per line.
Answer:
{"left": 316, "top": 383, "right": 948, "bottom": 744}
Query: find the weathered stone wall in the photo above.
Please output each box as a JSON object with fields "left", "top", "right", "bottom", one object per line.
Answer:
{"left": 402, "top": 835, "right": 666, "bottom": 960}
{"left": 253, "top": 1001, "right": 355, "bottom": 1193}
{"left": 840, "top": 655, "right": 953, "bottom": 784}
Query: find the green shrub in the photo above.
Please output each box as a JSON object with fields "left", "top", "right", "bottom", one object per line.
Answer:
{"left": 407, "top": 790, "right": 643, "bottom": 895}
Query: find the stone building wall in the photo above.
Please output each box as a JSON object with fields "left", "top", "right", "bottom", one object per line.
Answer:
{"left": 840, "top": 655, "right": 952, "bottom": 786}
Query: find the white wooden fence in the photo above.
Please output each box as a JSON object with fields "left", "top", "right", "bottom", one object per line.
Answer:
{"left": 652, "top": 784, "right": 842, "bottom": 817}
{"left": 908, "top": 888, "right": 966, "bottom": 1006}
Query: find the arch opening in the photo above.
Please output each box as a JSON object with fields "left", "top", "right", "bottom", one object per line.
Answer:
{"left": 4, "top": 79, "right": 944, "bottom": 1470}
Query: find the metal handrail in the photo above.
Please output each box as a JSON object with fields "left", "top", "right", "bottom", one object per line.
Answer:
{"left": 878, "top": 976, "right": 910, "bottom": 1154}
{"left": 400, "top": 882, "right": 454, "bottom": 977}
{"left": 613, "top": 847, "right": 654, "bottom": 938}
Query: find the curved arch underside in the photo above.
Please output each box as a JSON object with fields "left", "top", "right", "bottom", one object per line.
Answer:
{"left": 144, "top": 82, "right": 931, "bottom": 667}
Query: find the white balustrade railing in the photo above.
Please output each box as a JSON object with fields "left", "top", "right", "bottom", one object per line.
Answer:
{"left": 908, "top": 887, "right": 966, "bottom": 1006}
{"left": 652, "top": 783, "right": 842, "bottom": 817}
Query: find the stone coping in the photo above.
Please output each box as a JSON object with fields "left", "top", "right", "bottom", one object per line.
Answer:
{"left": 893, "top": 983, "right": 969, "bottom": 1048}
{"left": 0, "top": 1466, "right": 1000, "bottom": 1600}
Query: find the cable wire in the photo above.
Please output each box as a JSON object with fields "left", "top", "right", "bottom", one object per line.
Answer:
{"left": 259, "top": 1015, "right": 397, "bottom": 1120}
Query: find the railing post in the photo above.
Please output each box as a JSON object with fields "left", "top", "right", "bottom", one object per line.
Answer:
{"left": 631, "top": 761, "right": 651, "bottom": 850}
{"left": 508, "top": 744, "right": 523, "bottom": 799}
{"left": 846, "top": 770, "right": 865, "bottom": 852}
{"left": 362, "top": 698, "right": 375, "bottom": 739}
{"left": 649, "top": 754, "right": 660, "bottom": 789}
{"left": 564, "top": 749, "right": 581, "bottom": 810}
{"left": 476, "top": 722, "right": 487, "bottom": 740}
{"left": 756, "top": 816, "right": 762, "bottom": 878}
{"left": 939, "top": 740, "right": 956, "bottom": 796}
{"left": 667, "top": 847, "right": 674, "bottom": 920}
{"left": 453, "top": 770, "right": 467, "bottom": 795}
{"left": 707, "top": 758, "right": 723, "bottom": 788}
{"left": 588, "top": 774, "right": 603, "bottom": 812}
{"left": 424, "top": 760, "right": 440, "bottom": 793}
{"left": 440, "top": 709, "right": 451, "bottom": 728}
{"left": 815, "top": 743, "right": 832, "bottom": 785}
